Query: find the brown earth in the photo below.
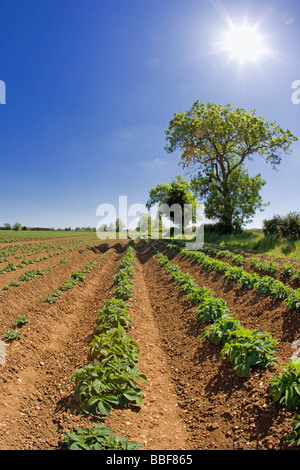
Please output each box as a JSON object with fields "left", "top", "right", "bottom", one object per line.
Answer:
{"left": 0, "top": 237, "right": 299, "bottom": 451}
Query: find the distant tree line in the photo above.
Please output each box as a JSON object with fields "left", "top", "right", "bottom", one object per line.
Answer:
{"left": 0, "top": 223, "right": 97, "bottom": 232}
{"left": 0, "top": 222, "right": 23, "bottom": 231}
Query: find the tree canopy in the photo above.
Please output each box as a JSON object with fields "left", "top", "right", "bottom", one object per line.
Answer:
{"left": 164, "top": 101, "right": 298, "bottom": 232}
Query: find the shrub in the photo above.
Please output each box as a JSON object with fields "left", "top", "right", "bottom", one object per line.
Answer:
{"left": 263, "top": 212, "right": 300, "bottom": 241}
{"left": 262, "top": 214, "right": 282, "bottom": 238}
{"left": 280, "top": 212, "right": 300, "bottom": 240}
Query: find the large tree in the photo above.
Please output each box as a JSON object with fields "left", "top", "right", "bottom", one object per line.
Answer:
{"left": 165, "top": 101, "right": 298, "bottom": 233}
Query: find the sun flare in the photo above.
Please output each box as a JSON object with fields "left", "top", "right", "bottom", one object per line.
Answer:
{"left": 222, "top": 23, "right": 266, "bottom": 64}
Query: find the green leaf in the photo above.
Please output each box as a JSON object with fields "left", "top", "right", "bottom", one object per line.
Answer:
{"left": 97, "top": 400, "right": 111, "bottom": 416}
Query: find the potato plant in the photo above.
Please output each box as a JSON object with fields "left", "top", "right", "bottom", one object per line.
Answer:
{"left": 14, "top": 315, "right": 29, "bottom": 327}
{"left": 200, "top": 313, "right": 241, "bottom": 345}
{"left": 268, "top": 357, "right": 300, "bottom": 410}
{"left": 19, "top": 269, "right": 45, "bottom": 281}
{"left": 60, "top": 423, "right": 141, "bottom": 450}
{"left": 3, "top": 330, "right": 20, "bottom": 342}
{"left": 221, "top": 328, "right": 278, "bottom": 377}
{"left": 94, "top": 298, "right": 132, "bottom": 334}
{"left": 70, "top": 358, "right": 146, "bottom": 415}
{"left": 89, "top": 324, "right": 139, "bottom": 364}
{"left": 287, "top": 415, "right": 300, "bottom": 447}
{"left": 250, "top": 257, "right": 278, "bottom": 276}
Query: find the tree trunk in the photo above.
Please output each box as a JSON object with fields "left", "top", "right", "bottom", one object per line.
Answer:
{"left": 220, "top": 183, "right": 234, "bottom": 234}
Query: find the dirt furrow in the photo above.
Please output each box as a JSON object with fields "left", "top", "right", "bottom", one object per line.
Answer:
{"left": 103, "top": 239, "right": 191, "bottom": 450}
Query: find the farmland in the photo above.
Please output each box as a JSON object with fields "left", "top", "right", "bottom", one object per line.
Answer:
{"left": 0, "top": 233, "right": 300, "bottom": 451}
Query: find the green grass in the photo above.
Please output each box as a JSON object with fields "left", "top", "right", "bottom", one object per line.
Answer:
{"left": 203, "top": 229, "right": 300, "bottom": 259}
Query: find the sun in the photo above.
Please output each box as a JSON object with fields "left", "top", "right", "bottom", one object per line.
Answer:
{"left": 222, "top": 23, "right": 267, "bottom": 64}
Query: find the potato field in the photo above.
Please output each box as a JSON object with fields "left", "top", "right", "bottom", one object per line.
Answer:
{"left": 0, "top": 233, "right": 300, "bottom": 451}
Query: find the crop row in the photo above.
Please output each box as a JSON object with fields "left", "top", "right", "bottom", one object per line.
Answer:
{"left": 70, "top": 241, "right": 146, "bottom": 415}
{"left": 160, "top": 240, "right": 300, "bottom": 313}
{"left": 145, "top": 239, "right": 300, "bottom": 447}
{"left": 250, "top": 258, "right": 300, "bottom": 281}
{"left": 62, "top": 240, "right": 144, "bottom": 449}
{"left": 42, "top": 255, "right": 105, "bottom": 304}
{"left": 170, "top": 239, "right": 247, "bottom": 266}
{"left": 170, "top": 239, "right": 300, "bottom": 280}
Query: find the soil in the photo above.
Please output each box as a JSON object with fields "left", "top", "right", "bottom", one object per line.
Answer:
{"left": 0, "top": 237, "right": 299, "bottom": 452}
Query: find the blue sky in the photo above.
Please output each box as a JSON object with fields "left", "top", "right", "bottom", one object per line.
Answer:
{"left": 0, "top": 0, "right": 299, "bottom": 229}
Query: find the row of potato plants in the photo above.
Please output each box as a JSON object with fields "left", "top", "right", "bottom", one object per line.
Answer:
{"left": 64, "top": 241, "right": 144, "bottom": 450}
{"left": 169, "top": 239, "right": 247, "bottom": 266}
{"left": 0, "top": 240, "right": 65, "bottom": 261}
{"left": 143, "top": 239, "right": 278, "bottom": 378}
{"left": 160, "top": 240, "right": 300, "bottom": 313}
{"left": 66, "top": 240, "right": 146, "bottom": 450}
{"left": 150, "top": 240, "right": 300, "bottom": 447}
{"left": 250, "top": 257, "right": 300, "bottom": 281}
{"left": 170, "top": 239, "right": 300, "bottom": 281}
{"left": 42, "top": 255, "right": 105, "bottom": 304}
{"left": 199, "top": 247, "right": 300, "bottom": 281}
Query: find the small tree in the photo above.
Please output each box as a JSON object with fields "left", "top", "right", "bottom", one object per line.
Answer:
{"left": 146, "top": 175, "right": 198, "bottom": 236}
{"left": 136, "top": 214, "right": 152, "bottom": 235}
{"left": 97, "top": 224, "right": 108, "bottom": 232}
{"left": 108, "top": 222, "right": 115, "bottom": 232}
{"left": 12, "top": 222, "right": 22, "bottom": 231}
{"left": 116, "top": 218, "right": 125, "bottom": 233}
